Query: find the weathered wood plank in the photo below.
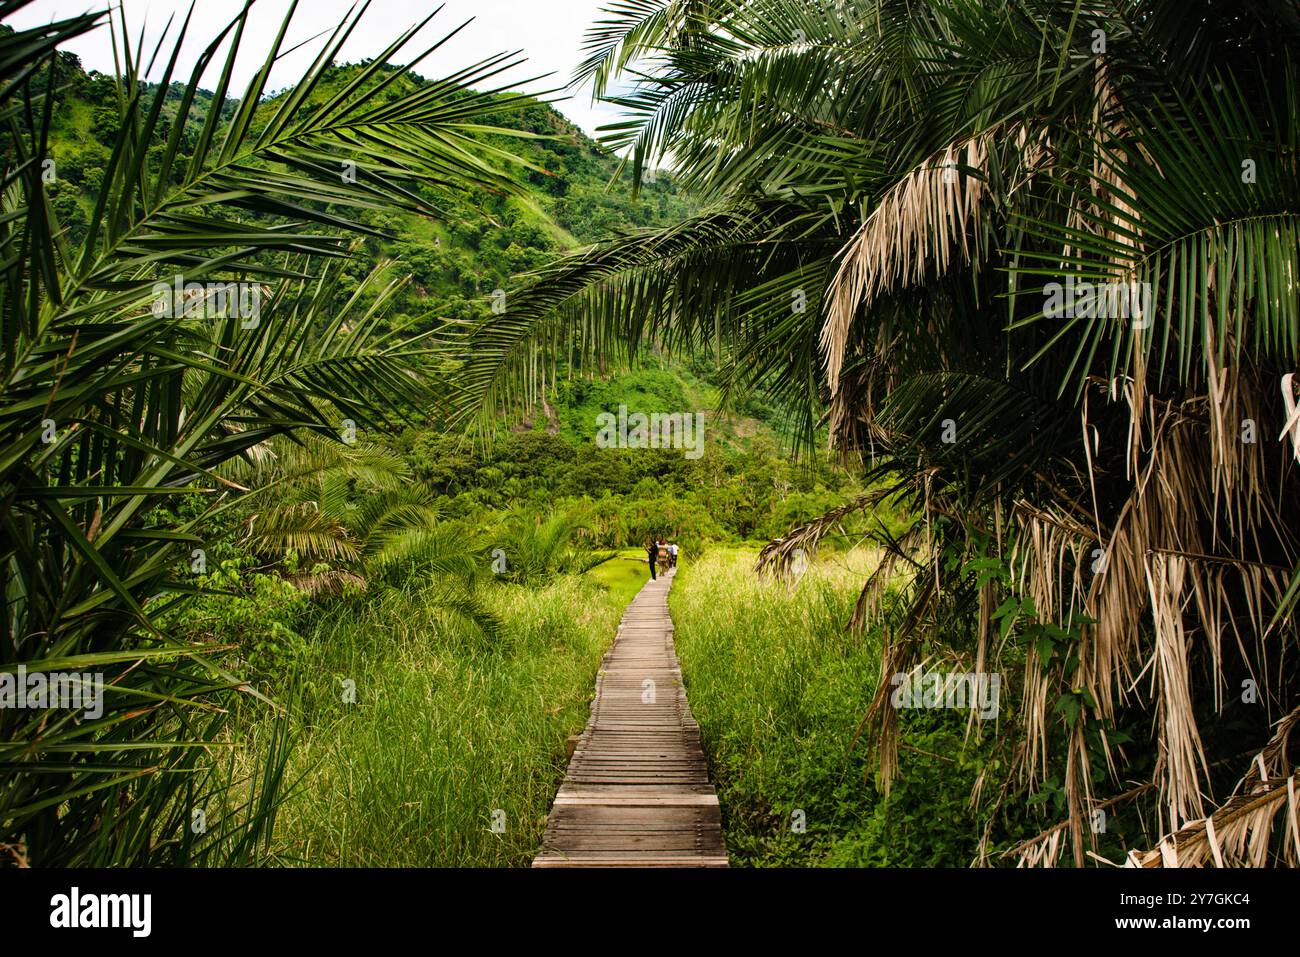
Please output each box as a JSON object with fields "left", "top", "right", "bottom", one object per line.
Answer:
{"left": 533, "top": 856, "right": 730, "bottom": 868}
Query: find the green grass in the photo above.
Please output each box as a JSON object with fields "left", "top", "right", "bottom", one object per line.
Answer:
{"left": 670, "top": 546, "right": 1000, "bottom": 867}
{"left": 247, "top": 574, "right": 623, "bottom": 867}
{"left": 585, "top": 548, "right": 653, "bottom": 606}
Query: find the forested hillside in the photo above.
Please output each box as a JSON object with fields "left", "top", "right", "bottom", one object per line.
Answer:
{"left": 40, "top": 46, "right": 694, "bottom": 328}
{"left": 35, "top": 39, "right": 858, "bottom": 560}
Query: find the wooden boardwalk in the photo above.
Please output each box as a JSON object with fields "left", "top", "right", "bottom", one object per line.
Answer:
{"left": 533, "top": 568, "right": 728, "bottom": 867}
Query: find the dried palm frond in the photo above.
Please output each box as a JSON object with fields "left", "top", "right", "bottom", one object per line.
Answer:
{"left": 1239, "top": 706, "right": 1300, "bottom": 788}
{"left": 847, "top": 521, "right": 928, "bottom": 636}
{"left": 822, "top": 123, "right": 1048, "bottom": 388}
{"left": 854, "top": 627, "right": 915, "bottom": 796}
{"left": 1010, "top": 501, "right": 1095, "bottom": 638}
{"left": 1016, "top": 830, "right": 1066, "bottom": 869}
{"left": 1282, "top": 373, "right": 1300, "bottom": 463}
{"left": 1146, "top": 552, "right": 1210, "bottom": 828}
{"left": 1126, "top": 773, "right": 1299, "bottom": 868}
{"left": 756, "top": 490, "right": 884, "bottom": 580}
{"left": 1125, "top": 716, "right": 1300, "bottom": 867}
{"left": 288, "top": 569, "right": 368, "bottom": 598}
{"left": 1005, "top": 781, "right": 1156, "bottom": 868}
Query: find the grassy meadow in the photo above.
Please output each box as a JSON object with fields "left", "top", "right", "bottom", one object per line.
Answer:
{"left": 233, "top": 572, "right": 642, "bottom": 867}
{"left": 671, "top": 548, "right": 1015, "bottom": 867}
{"left": 195, "top": 540, "right": 1029, "bottom": 869}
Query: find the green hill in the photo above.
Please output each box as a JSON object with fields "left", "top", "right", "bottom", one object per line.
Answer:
{"left": 41, "top": 52, "right": 695, "bottom": 329}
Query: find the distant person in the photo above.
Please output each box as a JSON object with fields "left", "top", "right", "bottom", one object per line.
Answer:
{"left": 669, "top": 542, "right": 678, "bottom": 568}
{"left": 646, "top": 538, "right": 659, "bottom": 580}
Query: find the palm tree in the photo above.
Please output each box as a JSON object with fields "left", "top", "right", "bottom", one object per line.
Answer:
{"left": 490, "top": 506, "right": 612, "bottom": 584}
{"left": 230, "top": 430, "right": 504, "bottom": 637}
{"left": 0, "top": 0, "right": 535, "bottom": 865}
{"left": 453, "top": 0, "right": 1300, "bottom": 866}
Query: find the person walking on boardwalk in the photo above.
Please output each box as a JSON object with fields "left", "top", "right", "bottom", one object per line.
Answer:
{"left": 668, "top": 541, "right": 678, "bottom": 569}
{"left": 646, "top": 538, "right": 659, "bottom": 580}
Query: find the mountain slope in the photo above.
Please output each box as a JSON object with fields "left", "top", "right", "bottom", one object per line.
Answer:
{"left": 39, "top": 50, "right": 695, "bottom": 330}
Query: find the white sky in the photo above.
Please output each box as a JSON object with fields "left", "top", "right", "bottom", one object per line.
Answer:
{"left": 4, "top": 0, "right": 625, "bottom": 138}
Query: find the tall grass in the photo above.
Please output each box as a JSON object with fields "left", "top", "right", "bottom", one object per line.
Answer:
{"left": 671, "top": 547, "right": 1012, "bottom": 866}
{"left": 239, "top": 574, "right": 625, "bottom": 867}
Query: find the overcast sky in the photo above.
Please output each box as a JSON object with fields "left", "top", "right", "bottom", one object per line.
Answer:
{"left": 5, "top": 0, "right": 625, "bottom": 138}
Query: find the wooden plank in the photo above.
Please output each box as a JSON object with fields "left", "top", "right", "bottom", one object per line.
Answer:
{"left": 533, "top": 855, "right": 730, "bottom": 868}
{"left": 532, "top": 568, "right": 728, "bottom": 868}
{"left": 553, "top": 796, "right": 719, "bottom": 807}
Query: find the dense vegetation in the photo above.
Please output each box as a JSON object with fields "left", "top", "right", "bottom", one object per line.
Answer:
{"left": 37, "top": 36, "right": 695, "bottom": 332}
{"left": 2, "top": 1, "right": 539, "bottom": 866}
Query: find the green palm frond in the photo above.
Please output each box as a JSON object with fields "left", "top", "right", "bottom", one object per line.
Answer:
{"left": 243, "top": 503, "right": 361, "bottom": 563}
{"left": 366, "top": 522, "right": 482, "bottom": 582}
{"left": 1010, "top": 72, "right": 1300, "bottom": 395}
